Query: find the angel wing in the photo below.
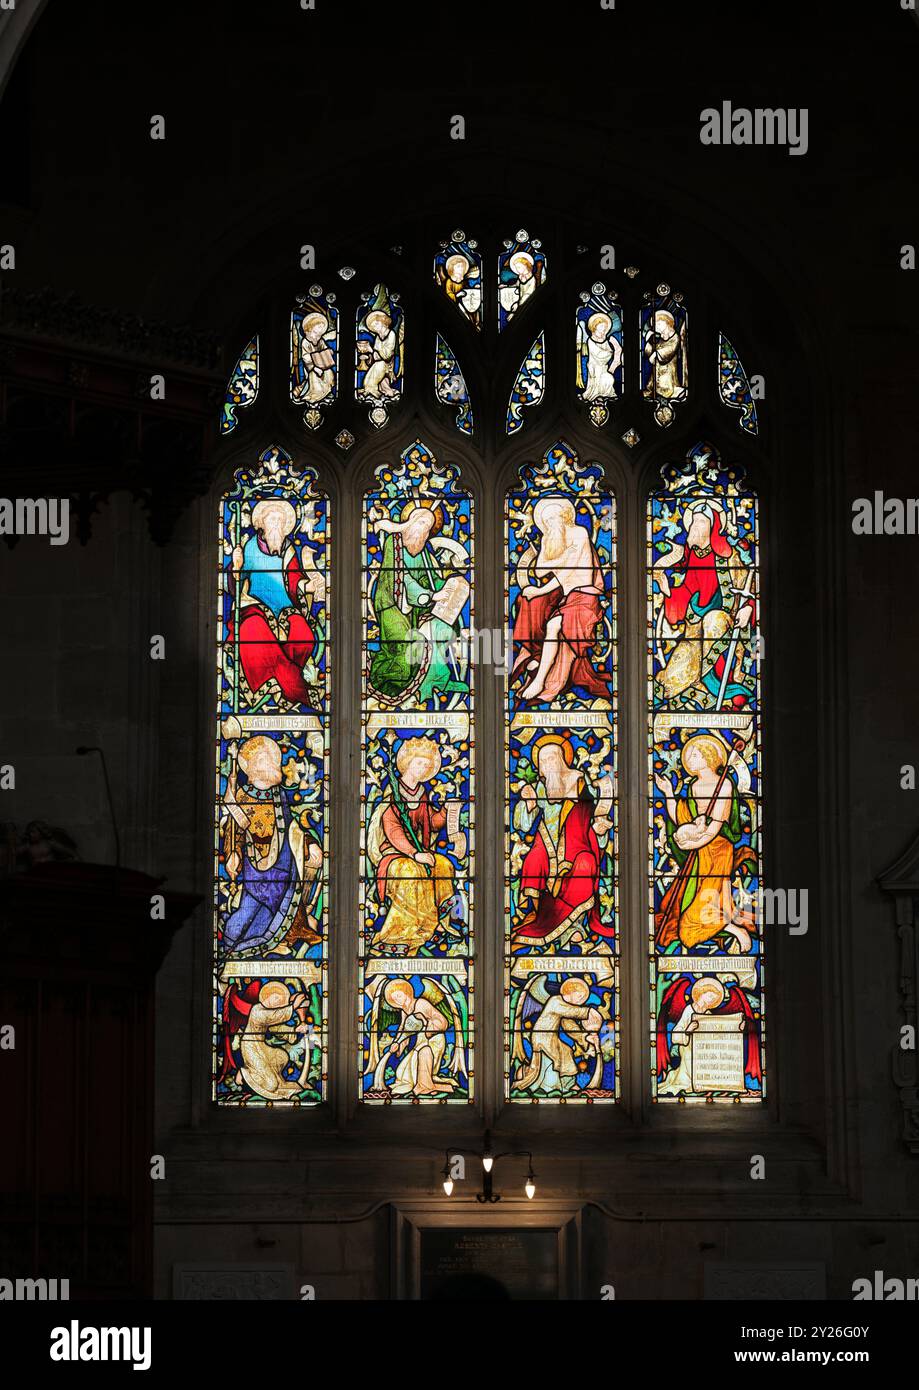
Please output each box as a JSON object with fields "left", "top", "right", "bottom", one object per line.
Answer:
{"left": 421, "top": 978, "right": 467, "bottom": 1079}
{"left": 362, "top": 975, "right": 389, "bottom": 1077}
{"left": 577, "top": 322, "right": 589, "bottom": 391}
{"left": 511, "top": 974, "right": 550, "bottom": 1067}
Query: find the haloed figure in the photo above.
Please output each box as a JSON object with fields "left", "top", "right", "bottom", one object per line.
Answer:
{"left": 654, "top": 734, "right": 756, "bottom": 954}
{"left": 643, "top": 309, "right": 687, "bottom": 401}
{"left": 366, "top": 737, "right": 460, "bottom": 954}
{"left": 292, "top": 311, "right": 335, "bottom": 403}
{"left": 231, "top": 497, "right": 322, "bottom": 706}
{"left": 581, "top": 312, "right": 622, "bottom": 402}
{"left": 654, "top": 498, "right": 755, "bottom": 707}
{"left": 358, "top": 310, "right": 400, "bottom": 399}
{"left": 512, "top": 497, "right": 611, "bottom": 703}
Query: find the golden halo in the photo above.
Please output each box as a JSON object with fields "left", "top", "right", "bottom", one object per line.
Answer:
{"left": 532, "top": 733, "right": 575, "bottom": 767}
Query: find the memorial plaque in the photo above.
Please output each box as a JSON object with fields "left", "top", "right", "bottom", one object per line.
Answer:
{"left": 420, "top": 1228, "right": 559, "bottom": 1300}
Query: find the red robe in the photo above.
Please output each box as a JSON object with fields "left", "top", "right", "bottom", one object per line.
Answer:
{"left": 516, "top": 789, "right": 614, "bottom": 943}
{"left": 232, "top": 543, "right": 316, "bottom": 704}
{"left": 219, "top": 979, "right": 262, "bottom": 1083}
{"left": 662, "top": 522, "right": 756, "bottom": 708}
{"left": 513, "top": 585, "right": 612, "bottom": 702}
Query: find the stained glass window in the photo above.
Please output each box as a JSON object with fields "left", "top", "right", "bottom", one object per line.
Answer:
{"left": 360, "top": 441, "right": 474, "bottom": 1103}
{"left": 434, "top": 231, "right": 483, "bottom": 329}
{"left": 434, "top": 334, "right": 473, "bottom": 435}
{"left": 576, "top": 284, "right": 623, "bottom": 428}
{"left": 648, "top": 442, "right": 763, "bottom": 1104}
{"left": 290, "top": 288, "right": 338, "bottom": 431}
{"left": 718, "top": 332, "right": 759, "bottom": 435}
{"left": 214, "top": 446, "right": 330, "bottom": 1106}
{"left": 498, "top": 230, "right": 546, "bottom": 331}
{"left": 507, "top": 331, "right": 545, "bottom": 434}
{"left": 214, "top": 228, "right": 771, "bottom": 1118}
{"left": 640, "top": 283, "right": 688, "bottom": 428}
{"left": 355, "top": 283, "right": 404, "bottom": 429}
{"left": 220, "top": 334, "right": 259, "bottom": 436}
{"left": 505, "top": 443, "right": 619, "bottom": 1102}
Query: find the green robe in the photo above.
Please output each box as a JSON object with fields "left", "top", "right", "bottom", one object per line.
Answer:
{"left": 369, "top": 533, "right": 466, "bottom": 702}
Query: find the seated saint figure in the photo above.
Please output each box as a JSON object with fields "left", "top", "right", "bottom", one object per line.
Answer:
{"left": 512, "top": 735, "right": 614, "bottom": 952}
{"left": 221, "top": 734, "right": 322, "bottom": 957}
{"left": 366, "top": 737, "right": 459, "bottom": 954}
{"left": 653, "top": 499, "right": 755, "bottom": 708}
{"left": 368, "top": 503, "right": 469, "bottom": 706}
{"left": 511, "top": 496, "right": 612, "bottom": 704}
{"left": 654, "top": 733, "right": 756, "bottom": 954}
{"left": 231, "top": 497, "right": 323, "bottom": 707}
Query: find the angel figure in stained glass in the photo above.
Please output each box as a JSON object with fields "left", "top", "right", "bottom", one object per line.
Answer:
{"left": 291, "top": 310, "right": 335, "bottom": 404}
{"left": 579, "top": 312, "right": 622, "bottom": 403}
{"left": 643, "top": 309, "right": 687, "bottom": 402}
{"left": 656, "top": 976, "right": 761, "bottom": 1096}
{"left": 499, "top": 250, "right": 541, "bottom": 322}
{"left": 512, "top": 976, "right": 611, "bottom": 1097}
{"left": 365, "top": 976, "right": 467, "bottom": 1097}
{"left": 357, "top": 311, "right": 400, "bottom": 398}
{"left": 436, "top": 251, "right": 482, "bottom": 328}
{"left": 220, "top": 981, "right": 317, "bottom": 1101}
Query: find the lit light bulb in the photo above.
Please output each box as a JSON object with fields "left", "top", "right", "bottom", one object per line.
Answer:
{"left": 482, "top": 1154, "right": 494, "bottom": 1173}
{"left": 443, "top": 1177, "right": 454, "bottom": 1197}
{"left": 525, "top": 1175, "right": 536, "bottom": 1200}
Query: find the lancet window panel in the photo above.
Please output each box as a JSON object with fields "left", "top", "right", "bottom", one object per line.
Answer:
{"left": 504, "top": 442, "right": 619, "bottom": 1104}
{"left": 359, "top": 441, "right": 475, "bottom": 1104}
{"left": 213, "top": 446, "right": 330, "bottom": 1107}
{"left": 648, "top": 442, "right": 764, "bottom": 1105}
